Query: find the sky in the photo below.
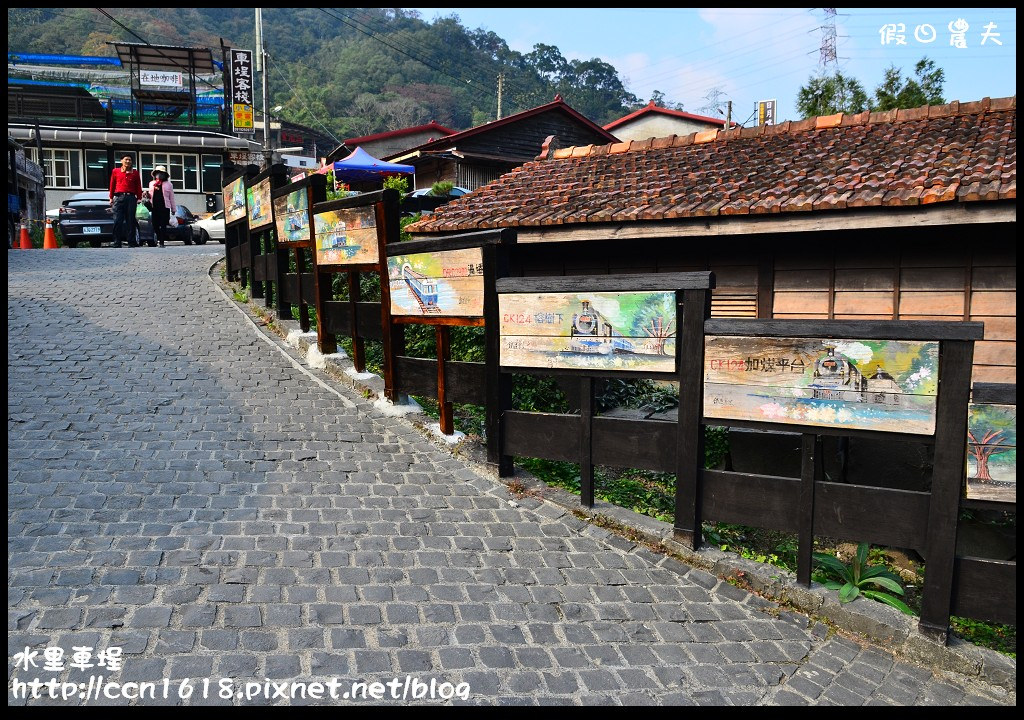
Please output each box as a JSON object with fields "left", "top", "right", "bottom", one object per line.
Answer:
{"left": 410, "top": 7, "right": 1017, "bottom": 124}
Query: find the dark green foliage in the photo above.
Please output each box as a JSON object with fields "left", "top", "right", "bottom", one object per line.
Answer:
{"left": 873, "top": 57, "right": 945, "bottom": 111}
{"left": 796, "top": 72, "right": 869, "bottom": 117}
{"left": 797, "top": 57, "right": 946, "bottom": 118}
{"left": 9, "top": 8, "right": 641, "bottom": 136}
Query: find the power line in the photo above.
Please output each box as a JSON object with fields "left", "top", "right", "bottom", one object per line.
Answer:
{"left": 266, "top": 55, "right": 340, "bottom": 145}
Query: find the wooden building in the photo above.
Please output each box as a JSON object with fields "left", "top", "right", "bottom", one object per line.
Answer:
{"left": 386, "top": 96, "right": 619, "bottom": 192}
{"left": 326, "top": 122, "right": 457, "bottom": 165}
{"left": 604, "top": 100, "right": 735, "bottom": 142}
{"left": 409, "top": 97, "right": 1016, "bottom": 384}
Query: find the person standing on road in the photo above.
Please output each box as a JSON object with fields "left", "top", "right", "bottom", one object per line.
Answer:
{"left": 146, "top": 165, "right": 177, "bottom": 248}
{"left": 108, "top": 155, "right": 142, "bottom": 247}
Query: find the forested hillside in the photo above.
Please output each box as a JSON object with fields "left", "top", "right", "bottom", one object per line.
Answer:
{"left": 8, "top": 8, "right": 643, "bottom": 140}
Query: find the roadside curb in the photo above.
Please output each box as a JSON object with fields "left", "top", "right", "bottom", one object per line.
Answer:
{"left": 212, "top": 263, "right": 1015, "bottom": 698}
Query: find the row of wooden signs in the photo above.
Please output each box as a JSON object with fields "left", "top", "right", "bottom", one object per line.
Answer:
{"left": 223, "top": 180, "right": 1014, "bottom": 501}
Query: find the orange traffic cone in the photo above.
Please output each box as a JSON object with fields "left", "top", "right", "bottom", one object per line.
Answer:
{"left": 19, "top": 223, "right": 32, "bottom": 249}
{"left": 43, "top": 219, "right": 58, "bottom": 249}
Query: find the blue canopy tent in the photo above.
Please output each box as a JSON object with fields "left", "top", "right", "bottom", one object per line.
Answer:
{"left": 317, "top": 146, "right": 413, "bottom": 181}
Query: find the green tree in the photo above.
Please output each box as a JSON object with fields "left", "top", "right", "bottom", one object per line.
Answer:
{"left": 873, "top": 57, "right": 945, "bottom": 111}
{"left": 796, "top": 72, "right": 869, "bottom": 117}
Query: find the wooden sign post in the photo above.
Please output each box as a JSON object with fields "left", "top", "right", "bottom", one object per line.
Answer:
{"left": 221, "top": 164, "right": 258, "bottom": 284}
{"left": 701, "top": 318, "right": 984, "bottom": 641}
{"left": 385, "top": 229, "right": 515, "bottom": 435}
{"left": 493, "top": 273, "right": 715, "bottom": 506}
{"left": 242, "top": 164, "right": 288, "bottom": 305}
{"left": 270, "top": 174, "right": 327, "bottom": 330}
{"left": 308, "top": 189, "right": 399, "bottom": 373}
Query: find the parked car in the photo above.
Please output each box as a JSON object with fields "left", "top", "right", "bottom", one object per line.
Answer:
{"left": 192, "top": 209, "right": 225, "bottom": 243}
{"left": 56, "top": 191, "right": 118, "bottom": 248}
{"left": 401, "top": 186, "right": 471, "bottom": 217}
{"left": 137, "top": 203, "right": 204, "bottom": 245}
{"left": 408, "top": 186, "right": 470, "bottom": 198}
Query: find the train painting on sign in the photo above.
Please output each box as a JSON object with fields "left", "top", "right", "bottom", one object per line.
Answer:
{"left": 274, "top": 188, "right": 310, "bottom": 243}
{"left": 313, "top": 205, "right": 378, "bottom": 266}
{"left": 246, "top": 178, "right": 272, "bottom": 230}
{"left": 703, "top": 336, "right": 940, "bottom": 434}
{"left": 387, "top": 247, "right": 484, "bottom": 318}
{"left": 498, "top": 291, "right": 677, "bottom": 372}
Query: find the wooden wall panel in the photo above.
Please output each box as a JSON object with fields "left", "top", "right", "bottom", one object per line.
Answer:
{"left": 773, "top": 291, "right": 830, "bottom": 316}
{"left": 899, "top": 291, "right": 966, "bottom": 316}
{"left": 971, "top": 291, "right": 1015, "bottom": 316}
{"left": 834, "top": 291, "right": 894, "bottom": 315}
{"left": 974, "top": 341, "right": 1016, "bottom": 366}
{"left": 971, "top": 316, "right": 1016, "bottom": 341}
{"left": 971, "top": 267, "right": 1016, "bottom": 290}
{"left": 710, "top": 265, "right": 758, "bottom": 289}
{"left": 774, "top": 270, "right": 831, "bottom": 290}
{"left": 901, "top": 267, "right": 965, "bottom": 290}
{"left": 835, "top": 269, "right": 895, "bottom": 291}
{"left": 972, "top": 365, "right": 1017, "bottom": 383}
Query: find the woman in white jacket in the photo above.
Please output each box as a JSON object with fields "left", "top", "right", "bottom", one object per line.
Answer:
{"left": 145, "top": 165, "right": 177, "bottom": 247}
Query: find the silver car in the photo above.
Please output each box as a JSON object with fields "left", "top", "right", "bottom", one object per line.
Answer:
{"left": 193, "top": 209, "right": 225, "bottom": 243}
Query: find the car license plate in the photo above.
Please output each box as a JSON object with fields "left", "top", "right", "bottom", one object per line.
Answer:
{"left": 83, "top": 226, "right": 101, "bottom": 234}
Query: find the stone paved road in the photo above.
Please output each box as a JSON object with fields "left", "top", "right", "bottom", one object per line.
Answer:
{"left": 7, "top": 248, "right": 1012, "bottom": 706}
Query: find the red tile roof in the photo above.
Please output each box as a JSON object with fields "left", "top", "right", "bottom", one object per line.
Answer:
{"left": 604, "top": 100, "right": 737, "bottom": 131}
{"left": 408, "top": 97, "right": 1016, "bottom": 234}
{"left": 386, "top": 95, "right": 618, "bottom": 160}
{"left": 342, "top": 121, "right": 457, "bottom": 146}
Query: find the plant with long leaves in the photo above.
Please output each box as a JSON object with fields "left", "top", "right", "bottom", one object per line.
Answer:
{"left": 813, "top": 543, "right": 913, "bottom": 614}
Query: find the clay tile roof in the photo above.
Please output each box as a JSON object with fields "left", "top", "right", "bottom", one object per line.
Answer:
{"left": 407, "top": 97, "right": 1017, "bottom": 235}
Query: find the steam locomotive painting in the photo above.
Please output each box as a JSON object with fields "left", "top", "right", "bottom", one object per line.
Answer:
{"left": 274, "top": 189, "right": 310, "bottom": 242}
{"left": 811, "top": 346, "right": 902, "bottom": 406}
{"left": 387, "top": 247, "right": 485, "bottom": 318}
{"left": 401, "top": 263, "right": 441, "bottom": 314}
{"left": 703, "top": 336, "right": 940, "bottom": 435}
{"left": 313, "top": 206, "right": 378, "bottom": 266}
{"left": 498, "top": 290, "right": 678, "bottom": 373}
{"left": 569, "top": 300, "right": 634, "bottom": 355}
{"left": 223, "top": 176, "right": 246, "bottom": 224}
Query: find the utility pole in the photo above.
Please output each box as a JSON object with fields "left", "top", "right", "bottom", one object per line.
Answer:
{"left": 256, "top": 8, "right": 272, "bottom": 168}
{"left": 496, "top": 73, "right": 504, "bottom": 120}
{"left": 724, "top": 100, "right": 732, "bottom": 130}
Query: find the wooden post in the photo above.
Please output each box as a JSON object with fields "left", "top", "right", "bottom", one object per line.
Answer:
{"left": 377, "top": 190, "right": 401, "bottom": 402}
{"left": 580, "top": 376, "right": 595, "bottom": 508}
{"left": 348, "top": 271, "right": 365, "bottom": 373}
{"left": 674, "top": 287, "right": 712, "bottom": 549}
{"left": 225, "top": 224, "right": 239, "bottom": 282}
{"left": 248, "top": 231, "right": 264, "bottom": 299}
{"left": 264, "top": 231, "right": 274, "bottom": 310}
{"left": 919, "top": 339, "right": 975, "bottom": 642}
{"left": 296, "top": 248, "right": 310, "bottom": 333}
{"left": 312, "top": 264, "right": 337, "bottom": 354}
{"left": 797, "top": 433, "right": 821, "bottom": 586}
{"left": 484, "top": 239, "right": 514, "bottom": 476}
{"left": 436, "top": 326, "right": 454, "bottom": 435}
{"left": 274, "top": 236, "right": 290, "bottom": 319}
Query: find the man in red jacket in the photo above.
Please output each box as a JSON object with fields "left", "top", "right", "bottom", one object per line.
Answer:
{"left": 108, "top": 155, "right": 142, "bottom": 247}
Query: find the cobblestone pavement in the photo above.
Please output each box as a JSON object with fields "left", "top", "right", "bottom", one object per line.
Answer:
{"left": 7, "top": 248, "right": 1013, "bottom": 706}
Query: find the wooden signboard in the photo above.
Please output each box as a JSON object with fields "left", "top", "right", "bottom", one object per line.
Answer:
{"left": 388, "top": 247, "right": 484, "bottom": 319}
{"left": 223, "top": 174, "right": 247, "bottom": 226}
{"left": 703, "top": 336, "right": 940, "bottom": 434}
{"left": 966, "top": 403, "right": 1016, "bottom": 502}
{"left": 313, "top": 204, "right": 379, "bottom": 266}
{"left": 246, "top": 177, "right": 273, "bottom": 230}
{"left": 498, "top": 291, "right": 677, "bottom": 373}
{"left": 273, "top": 186, "right": 311, "bottom": 244}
